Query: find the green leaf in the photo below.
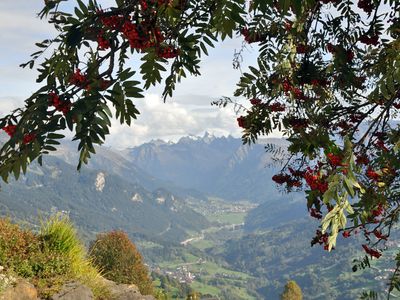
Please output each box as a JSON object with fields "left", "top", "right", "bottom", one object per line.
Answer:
{"left": 44, "top": 145, "right": 57, "bottom": 151}
{"left": 74, "top": 7, "right": 84, "bottom": 19}
{"left": 344, "top": 177, "right": 355, "bottom": 198}
{"left": 12, "top": 160, "right": 20, "bottom": 180}
{"left": 76, "top": 0, "right": 88, "bottom": 15}
{"left": 66, "top": 25, "right": 82, "bottom": 48}
{"left": 47, "top": 133, "right": 65, "bottom": 139}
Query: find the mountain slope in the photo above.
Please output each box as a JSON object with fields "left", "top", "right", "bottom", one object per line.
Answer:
{"left": 51, "top": 141, "right": 207, "bottom": 200}
{"left": 0, "top": 155, "right": 210, "bottom": 244}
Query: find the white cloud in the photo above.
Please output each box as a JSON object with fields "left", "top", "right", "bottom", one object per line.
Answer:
{"left": 105, "top": 93, "right": 243, "bottom": 148}
{"left": 0, "top": 97, "right": 25, "bottom": 117}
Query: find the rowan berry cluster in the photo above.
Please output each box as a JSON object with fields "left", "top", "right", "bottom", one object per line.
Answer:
{"left": 97, "top": 31, "right": 110, "bottom": 50}
{"left": 311, "top": 230, "right": 330, "bottom": 250}
{"left": 360, "top": 34, "right": 379, "bottom": 46}
{"left": 366, "top": 168, "right": 380, "bottom": 181}
{"left": 49, "top": 92, "right": 72, "bottom": 115}
{"left": 69, "top": 69, "right": 87, "bottom": 88}
{"left": 296, "top": 44, "right": 308, "bottom": 54}
{"left": 310, "top": 208, "right": 322, "bottom": 220}
{"left": 271, "top": 169, "right": 303, "bottom": 188}
{"left": 358, "top": 0, "right": 374, "bottom": 14}
{"left": 267, "top": 102, "right": 285, "bottom": 112}
{"left": 2, "top": 125, "right": 17, "bottom": 137}
{"left": 2, "top": 125, "right": 36, "bottom": 145}
{"left": 241, "top": 28, "right": 265, "bottom": 43}
{"left": 250, "top": 98, "right": 261, "bottom": 106}
{"left": 326, "top": 153, "right": 343, "bottom": 167}
{"left": 281, "top": 79, "right": 308, "bottom": 100}
{"left": 157, "top": 46, "right": 180, "bottom": 59}
{"left": 362, "top": 244, "right": 381, "bottom": 258}
{"left": 237, "top": 116, "right": 246, "bottom": 128}
{"left": 286, "top": 117, "right": 309, "bottom": 130}
{"left": 96, "top": 4, "right": 179, "bottom": 59}
{"left": 311, "top": 79, "right": 329, "bottom": 87}
{"left": 304, "top": 168, "right": 328, "bottom": 194}
{"left": 22, "top": 133, "right": 36, "bottom": 145}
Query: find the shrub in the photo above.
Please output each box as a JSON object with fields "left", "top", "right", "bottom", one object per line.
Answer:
{"left": 0, "top": 218, "right": 39, "bottom": 268}
{"left": 0, "top": 216, "right": 109, "bottom": 299}
{"left": 280, "top": 280, "right": 303, "bottom": 300}
{"left": 39, "top": 214, "right": 109, "bottom": 298}
{"left": 89, "top": 230, "right": 153, "bottom": 295}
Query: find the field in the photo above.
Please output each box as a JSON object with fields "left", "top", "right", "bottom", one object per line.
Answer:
{"left": 149, "top": 198, "right": 258, "bottom": 299}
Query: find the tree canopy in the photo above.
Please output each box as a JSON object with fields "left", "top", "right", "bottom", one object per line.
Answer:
{"left": 1, "top": 0, "right": 400, "bottom": 296}
{"left": 89, "top": 230, "right": 153, "bottom": 295}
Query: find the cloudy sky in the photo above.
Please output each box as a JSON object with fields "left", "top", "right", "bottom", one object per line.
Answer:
{"left": 0, "top": 0, "right": 261, "bottom": 149}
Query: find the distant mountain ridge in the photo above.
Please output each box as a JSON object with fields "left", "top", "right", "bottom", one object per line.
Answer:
{"left": 127, "top": 133, "right": 287, "bottom": 202}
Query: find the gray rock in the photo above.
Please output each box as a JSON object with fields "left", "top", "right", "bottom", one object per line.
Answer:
{"left": 0, "top": 279, "right": 38, "bottom": 300}
{"left": 51, "top": 282, "right": 93, "bottom": 300}
{"left": 101, "top": 278, "right": 156, "bottom": 300}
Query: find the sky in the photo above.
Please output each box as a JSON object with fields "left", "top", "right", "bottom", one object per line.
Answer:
{"left": 0, "top": 0, "right": 262, "bottom": 149}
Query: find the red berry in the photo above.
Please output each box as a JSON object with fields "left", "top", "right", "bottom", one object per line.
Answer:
{"left": 48, "top": 92, "right": 72, "bottom": 115}
{"left": 310, "top": 208, "right": 322, "bottom": 219}
{"left": 366, "top": 168, "right": 379, "bottom": 181}
{"left": 346, "top": 50, "right": 354, "bottom": 62}
{"left": 250, "top": 98, "right": 262, "bottom": 105}
{"left": 2, "top": 125, "right": 17, "bottom": 137}
{"left": 296, "top": 44, "right": 308, "bottom": 54}
{"left": 70, "top": 69, "right": 87, "bottom": 87}
{"left": 23, "top": 133, "right": 36, "bottom": 145}
{"left": 97, "top": 32, "right": 110, "bottom": 50}
{"left": 157, "top": 46, "right": 180, "bottom": 59}
{"left": 327, "top": 153, "right": 342, "bottom": 166}
{"left": 268, "top": 102, "right": 286, "bottom": 112}
{"left": 362, "top": 244, "right": 381, "bottom": 258}
{"left": 272, "top": 173, "right": 291, "bottom": 184}
{"left": 358, "top": 0, "right": 374, "bottom": 14}
{"left": 241, "top": 28, "right": 264, "bottom": 43}
{"left": 327, "top": 43, "right": 335, "bottom": 53}
{"left": 284, "top": 21, "right": 292, "bottom": 31}
{"left": 342, "top": 231, "right": 351, "bottom": 238}
{"left": 237, "top": 116, "right": 246, "bottom": 128}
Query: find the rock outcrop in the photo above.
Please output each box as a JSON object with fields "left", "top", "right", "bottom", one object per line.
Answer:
{"left": 0, "top": 279, "right": 38, "bottom": 300}
{"left": 51, "top": 282, "right": 94, "bottom": 300}
{"left": 0, "top": 279, "right": 156, "bottom": 300}
{"left": 102, "top": 278, "right": 156, "bottom": 300}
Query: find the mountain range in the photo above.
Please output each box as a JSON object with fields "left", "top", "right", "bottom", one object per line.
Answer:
{"left": 127, "top": 133, "right": 287, "bottom": 203}
{"left": 0, "top": 133, "right": 287, "bottom": 243}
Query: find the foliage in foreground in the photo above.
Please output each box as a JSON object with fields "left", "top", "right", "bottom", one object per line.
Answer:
{"left": 0, "top": 215, "right": 108, "bottom": 299}
{"left": 89, "top": 230, "right": 154, "bottom": 295}
{"left": 0, "top": 0, "right": 400, "bottom": 296}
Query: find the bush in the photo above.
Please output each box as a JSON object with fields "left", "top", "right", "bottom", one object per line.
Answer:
{"left": 89, "top": 230, "right": 154, "bottom": 295}
{"left": 39, "top": 214, "right": 109, "bottom": 298}
{"left": 281, "top": 280, "right": 303, "bottom": 300}
{"left": 0, "top": 215, "right": 109, "bottom": 299}
{"left": 0, "top": 218, "right": 39, "bottom": 268}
